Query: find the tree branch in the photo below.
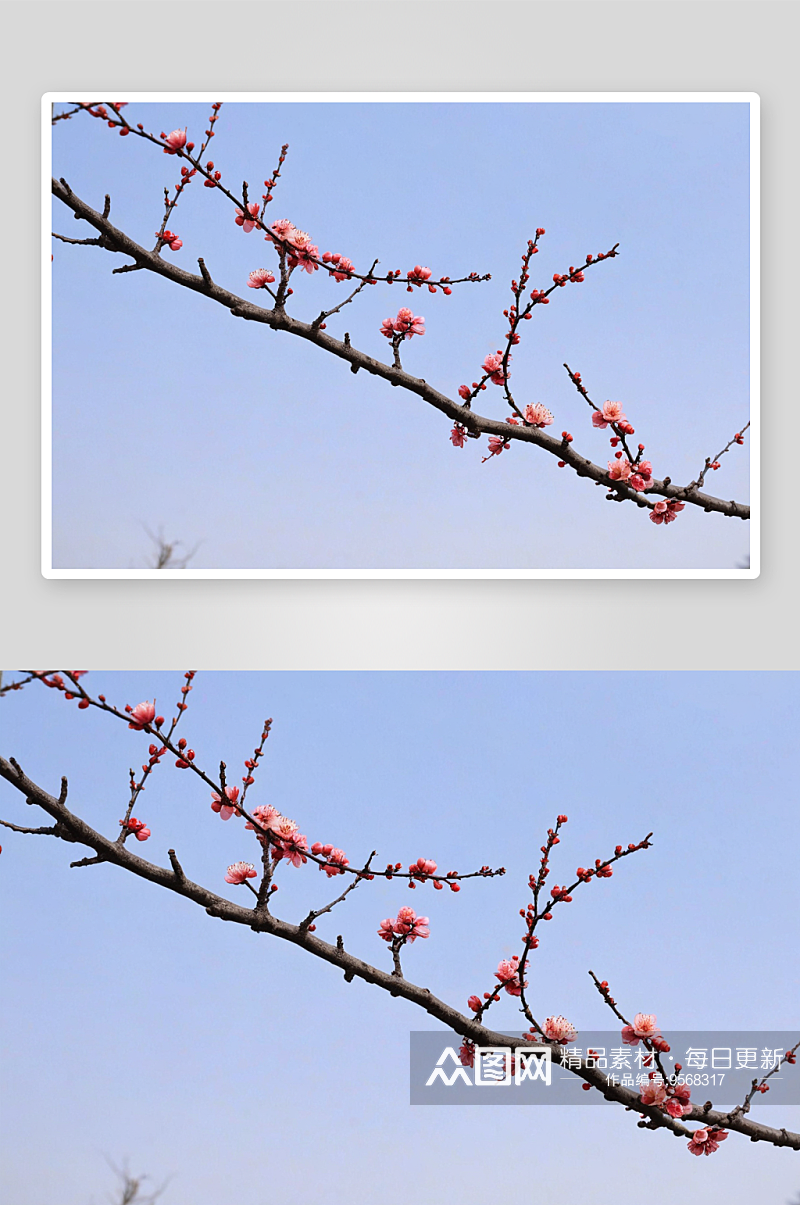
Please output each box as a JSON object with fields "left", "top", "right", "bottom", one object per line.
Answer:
{"left": 0, "top": 750, "right": 791, "bottom": 1148}
{"left": 51, "top": 178, "right": 749, "bottom": 521}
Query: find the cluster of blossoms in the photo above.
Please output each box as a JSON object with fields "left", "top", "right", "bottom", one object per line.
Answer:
{"left": 408, "top": 856, "right": 437, "bottom": 884}
{"left": 640, "top": 1073, "right": 693, "bottom": 1119}
{"left": 552, "top": 266, "right": 585, "bottom": 287}
{"left": 384, "top": 264, "right": 453, "bottom": 295}
{"left": 310, "top": 842, "right": 350, "bottom": 877}
{"left": 619, "top": 1014, "right": 730, "bottom": 1155}
{"left": 265, "top": 218, "right": 320, "bottom": 274}
{"left": 650, "top": 499, "right": 686, "bottom": 525}
{"left": 378, "top": 906, "right": 430, "bottom": 944}
{"left": 245, "top": 214, "right": 356, "bottom": 287}
{"left": 607, "top": 455, "right": 654, "bottom": 492}
{"left": 246, "top": 804, "right": 309, "bottom": 866}
{"left": 380, "top": 308, "right": 425, "bottom": 341}
{"left": 321, "top": 251, "right": 355, "bottom": 281}
{"left": 494, "top": 955, "right": 528, "bottom": 997}
{"left": 482, "top": 351, "right": 510, "bottom": 387}
{"left": 687, "top": 1128, "right": 728, "bottom": 1157}
{"left": 584, "top": 395, "right": 666, "bottom": 503}
{"left": 383, "top": 860, "right": 462, "bottom": 890}
{"left": 120, "top": 816, "right": 150, "bottom": 842}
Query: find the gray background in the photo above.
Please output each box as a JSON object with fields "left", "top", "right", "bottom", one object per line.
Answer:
{"left": 3, "top": 0, "right": 799, "bottom": 667}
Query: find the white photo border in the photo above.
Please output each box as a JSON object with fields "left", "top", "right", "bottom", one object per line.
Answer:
{"left": 42, "top": 91, "right": 760, "bottom": 581}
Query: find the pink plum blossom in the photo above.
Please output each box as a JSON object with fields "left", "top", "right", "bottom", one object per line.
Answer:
{"left": 458, "top": 385, "right": 472, "bottom": 401}
{"left": 621, "top": 1014, "right": 661, "bottom": 1045}
{"left": 592, "top": 399, "right": 627, "bottom": 429}
{"left": 543, "top": 1015, "right": 577, "bottom": 1044}
{"left": 246, "top": 805, "right": 293, "bottom": 838}
{"left": 482, "top": 435, "right": 510, "bottom": 462}
{"left": 524, "top": 402, "right": 554, "bottom": 428}
{"left": 665, "top": 1083, "right": 693, "bottom": 1118}
{"left": 459, "top": 1040, "right": 475, "bottom": 1067}
{"left": 468, "top": 995, "right": 482, "bottom": 1012}
{"left": 450, "top": 423, "right": 467, "bottom": 448}
{"left": 494, "top": 955, "right": 527, "bottom": 997}
{"left": 246, "top": 803, "right": 280, "bottom": 834}
{"left": 210, "top": 786, "right": 241, "bottom": 821}
{"left": 225, "top": 861, "right": 257, "bottom": 885}
{"left": 288, "top": 241, "right": 320, "bottom": 274}
{"left": 248, "top": 268, "right": 276, "bottom": 289}
{"left": 271, "top": 831, "right": 309, "bottom": 867}
{"left": 128, "top": 700, "right": 156, "bottom": 730}
{"left": 270, "top": 218, "right": 297, "bottom": 239}
{"left": 163, "top": 128, "right": 187, "bottom": 154}
{"left": 378, "top": 917, "right": 396, "bottom": 942}
{"left": 271, "top": 815, "right": 299, "bottom": 841}
{"left": 235, "top": 203, "right": 261, "bottom": 232}
{"left": 608, "top": 458, "right": 633, "bottom": 483}
{"left": 640, "top": 1080, "right": 668, "bottom": 1108}
{"left": 687, "top": 1128, "right": 728, "bottom": 1157}
{"left": 482, "top": 351, "right": 510, "bottom": 385}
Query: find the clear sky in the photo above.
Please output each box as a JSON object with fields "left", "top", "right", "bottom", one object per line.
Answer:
{"left": 50, "top": 99, "right": 751, "bottom": 571}
{"left": 1, "top": 671, "right": 797, "bottom": 1204}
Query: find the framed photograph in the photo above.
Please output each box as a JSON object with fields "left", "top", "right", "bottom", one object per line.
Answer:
{"left": 44, "top": 93, "right": 758, "bottom": 578}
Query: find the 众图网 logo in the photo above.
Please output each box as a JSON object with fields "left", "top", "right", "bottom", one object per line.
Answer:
{"left": 425, "top": 1046, "right": 552, "bottom": 1087}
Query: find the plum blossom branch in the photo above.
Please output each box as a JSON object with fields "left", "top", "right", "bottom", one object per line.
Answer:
{"left": 58, "top": 103, "right": 489, "bottom": 294}
{"left": 726, "top": 1040, "right": 800, "bottom": 1121}
{"left": 15, "top": 672, "right": 504, "bottom": 889}
{"left": 0, "top": 684, "right": 796, "bottom": 1154}
{"left": 50, "top": 178, "right": 749, "bottom": 523}
{"left": 51, "top": 102, "right": 749, "bottom": 524}
{"left": 688, "top": 421, "right": 751, "bottom": 493}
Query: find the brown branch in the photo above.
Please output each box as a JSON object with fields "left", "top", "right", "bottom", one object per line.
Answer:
{"left": 51, "top": 178, "right": 749, "bottom": 523}
{"left": 0, "top": 752, "right": 793, "bottom": 1149}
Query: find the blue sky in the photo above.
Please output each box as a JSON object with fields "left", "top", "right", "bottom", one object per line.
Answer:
{"left": 50, "top": 99, "right": 752, "bottom": 571}
{"left": 1, "top": 672, "right": 797, "bottom": 1204}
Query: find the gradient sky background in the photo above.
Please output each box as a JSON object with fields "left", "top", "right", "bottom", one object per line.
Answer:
{"left": 50, "top": 99, "right": 751, "bottom": 571}
{"left": 1, "top": 671, "right": 797, "bottom": 1204}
